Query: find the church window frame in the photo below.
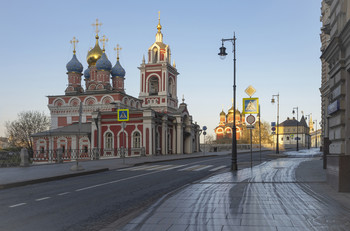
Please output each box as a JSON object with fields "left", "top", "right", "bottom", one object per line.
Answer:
{"left": 152, "top": 47, "right": 158, "bottom": 63}
{"left": 104, "top": 132, "right": 113, "bottom": 150}
{"left": 168, "top": 77, "right": 175, "bottom": 97}
{"left": 132, "top": 131, "right": 141, "bottom": 148}
{"left": 149, "top": 76, "right": 159, "bottom": 96}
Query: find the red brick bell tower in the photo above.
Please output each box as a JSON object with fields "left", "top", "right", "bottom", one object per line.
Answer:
{"left": 138, "top": 13, "right": 179, "bottom": 113}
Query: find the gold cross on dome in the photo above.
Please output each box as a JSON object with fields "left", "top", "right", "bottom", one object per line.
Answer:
{"left": 158, "top": 11, "right": 160, "bottom": 20}
{"left": 114, "top": 44, "right": 122, "bottom": 60}
{"left": 92, "top": 18, "right": 102, "bottom": 35}
{"left": 100, "top": 35, "right": 108, "bottom": 51}
{"left": 70, "top": 37, "right": 79, "bottom": 54}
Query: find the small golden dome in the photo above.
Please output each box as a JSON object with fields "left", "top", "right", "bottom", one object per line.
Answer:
{"left": 87, "top": 35, "right": 103, "bottom": 66}
{"left": 228, "top": 106, "right": 234, "bottom": 114}
{"left": 157, "top": 23, "right": 162, "bottom": 31}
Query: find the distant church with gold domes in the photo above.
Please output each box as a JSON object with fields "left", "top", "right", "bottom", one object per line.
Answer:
{"left": 214, "top": 105, "right": 245, "bottom": 141}
{"left": 32, "top": 15, "right": 200, "bottom": 161}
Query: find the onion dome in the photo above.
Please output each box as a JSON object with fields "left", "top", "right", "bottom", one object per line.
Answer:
{"left": 87, "top": 35, "right": 103, "bottom": 66}
{"left": 66, "top": 54, "right": 83, "bottom": 73}
{"left": 83, "top": 68, "right": 90, "bottom": 79}
{"left": 112, "top": 44, "right": 126, "bottom": 77}
{"left": 96, "top": 52, "right": 112, "bottom": 71}
{"left": 111, "top": 60, "right": 126, "bottom": 77}
{"left": 228, "top": 106, "right": 234, "bottom": 114}
{"left": 220, "top": 110, "right": 226, "bottom": 116}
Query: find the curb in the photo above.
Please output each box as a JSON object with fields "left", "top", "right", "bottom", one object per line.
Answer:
{"left": 0, "top": 168, "right": 109, "bottom": 190}
{"left": 132, "top": 154, "right": 219, "bottom": 166}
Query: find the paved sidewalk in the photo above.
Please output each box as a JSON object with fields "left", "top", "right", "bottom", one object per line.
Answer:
{"left": 0, "top": 149, "right": 261, "bottom": 189}
{"left": 110, "top": 153, "right": 350, "bottom": 231}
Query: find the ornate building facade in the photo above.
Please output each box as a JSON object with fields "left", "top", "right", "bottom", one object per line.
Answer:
{"left": 32, "top": 17, "right": 201, "bottom": 161}
{"left": 320, "top": 0, "right": 350, "bottom": 192}
{"left": 214, "top": 106, "right": 245, "bottom": 141}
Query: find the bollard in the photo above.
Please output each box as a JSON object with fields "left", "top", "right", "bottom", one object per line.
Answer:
{"left": 141, "top": 147, "right": 146, "bottom": 156}
{"left": 20, "top": 148, "right": 29, "bottom": 167}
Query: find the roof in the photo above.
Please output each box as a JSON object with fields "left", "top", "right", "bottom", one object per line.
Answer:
{"left": 31, "top": 123, "right": 91, "bottom": 137}
{"left": 280, "top": 118, "right": 308, "bottom": 127}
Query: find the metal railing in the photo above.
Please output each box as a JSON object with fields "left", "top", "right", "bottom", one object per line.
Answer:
{"left": 0, "top": 147, "right": 147, "bottom": 167}
{"left": 31, "top": 147, "right": 146, "bottom": 163}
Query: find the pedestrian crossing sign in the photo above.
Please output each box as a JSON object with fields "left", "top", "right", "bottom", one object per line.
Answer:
{"left": 117, "top": 109, "right": 129, "bottom": 121}
{"left": 242, "top": 98, "right": 259, "bottom": 114}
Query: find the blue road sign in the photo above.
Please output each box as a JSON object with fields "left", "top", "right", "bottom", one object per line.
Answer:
{"left": 117, "top": 109, "right": 129, "bottom": 121}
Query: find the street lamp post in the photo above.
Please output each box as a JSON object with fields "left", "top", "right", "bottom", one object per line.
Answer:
{"left": 314, "top": 120, "right": 318, "bottom": 148}
{"left": 292, "top": 107, "right": 299, "bottom": 151}
{"left": 304, "top": 113, "right": 312, "bottom": 149}
{"left": 218, "top": 33, "right": 237, "bottom": 171}
{"left": 271, "top": 94, "right": 279, "bottom": 154}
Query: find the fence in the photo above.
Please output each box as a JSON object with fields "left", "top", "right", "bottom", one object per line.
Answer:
{"left": 0, "top": 147, "right": 147, "bottom": 167}
{"left": 0, "top": 151, "right": 21, "bottom": 167}
{"left": 32, "top": 147, "right": 146, "bottom": 163}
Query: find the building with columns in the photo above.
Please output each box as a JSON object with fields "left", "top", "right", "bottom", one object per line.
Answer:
{"left": 32, "top": 16, "right": 200, "bottom": 161}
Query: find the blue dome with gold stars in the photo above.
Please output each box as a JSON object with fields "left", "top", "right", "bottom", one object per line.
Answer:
{"left": 66, "top": 54, "right": 83, "bottom": 73}
{"left": 96, "top": 53, "right": 112, "bottom": 71}
{"left": 111, "top": 60, "right": 126, "bottom": 77}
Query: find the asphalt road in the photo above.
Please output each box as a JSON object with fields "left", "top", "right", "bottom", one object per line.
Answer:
{"left": 0, "top": 150, "right": 276, "bottom": 231}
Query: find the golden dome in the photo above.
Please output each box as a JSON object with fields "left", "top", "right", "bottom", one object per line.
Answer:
{"left": 87, "top": 35, "right": 103, "bottom": 66}
{"left": 228, "top": 106, "right": 234, "bottom": 114}
{"left": 228, "top": 106, "right": 241, "bottom": 115}
{"left": 157, "top": 22, "right": 162, "bottom": 32}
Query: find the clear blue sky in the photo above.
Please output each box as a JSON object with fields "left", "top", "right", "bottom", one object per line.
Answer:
{"left": 0, "top": 0, "right": 322, "bottom": 138}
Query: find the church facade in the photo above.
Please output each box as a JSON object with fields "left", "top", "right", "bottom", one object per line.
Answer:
{"left": 214, "top": 106, "right": 245, "bottom": 141}
{"left": 32, "top": 17, "right": 201, "bottom": 162}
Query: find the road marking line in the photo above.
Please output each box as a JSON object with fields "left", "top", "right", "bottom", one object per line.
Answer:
{"left": 117, "top": 166, "right": 147, "bottom": 171}
{"left": 131, "top": 165, "right": 164, "bottom": 171}
{"left": 209, "top": 166, "right": 227, "bottom": 171}
{"left": 75, "top": 170, "right": 162, "bottom": 192}
{"left": 9, "top": 203, "right": 26, "bottom": 208}
{"left": 160, "top": 164, "right": 186, "bottom": 170}
{"left": 193, "top": 165, "right": 213, "bottom": 171}
{"left": 35, "top": 197, "right": 51, "bottom": 201}
{"left": 145, "top": 165, "right": 174, "bottom": 170}
{"left": 178, "top": 165, "right": 201, "bottom": 171}
{"left": 58, "top": 192, "right": 70, "bottom": 196}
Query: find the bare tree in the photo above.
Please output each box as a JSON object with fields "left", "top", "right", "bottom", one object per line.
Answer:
{"left": 5, "top": 111, "right": 50, "bottom": 151}
{"left": 240, "top": 121, "right": 272, "bottom": 144}
{"left": 205, "top": 134, "right": 215, "bottom": 144}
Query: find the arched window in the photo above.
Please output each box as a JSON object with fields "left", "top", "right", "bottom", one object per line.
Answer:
{"left": 133, "top": 132, "right": 141, "bottom": 148}
{"left": 168, "top": 78, "right": 174, "bottom": 97}
{"left": 153, "top": 47, "right": 158, "bottom": 63}
{"left": 105, "top": 132, "right": 113, "bottom": 150}
{"left": 149, "top": 76, "right": 159, "bottom": 95}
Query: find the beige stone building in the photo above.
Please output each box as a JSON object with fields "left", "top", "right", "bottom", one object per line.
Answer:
{"left": 274, "top": 117, "right": 310, "bottom": 149}
{"left": 320, "top": 0, "right": 350, "bottom": 192}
